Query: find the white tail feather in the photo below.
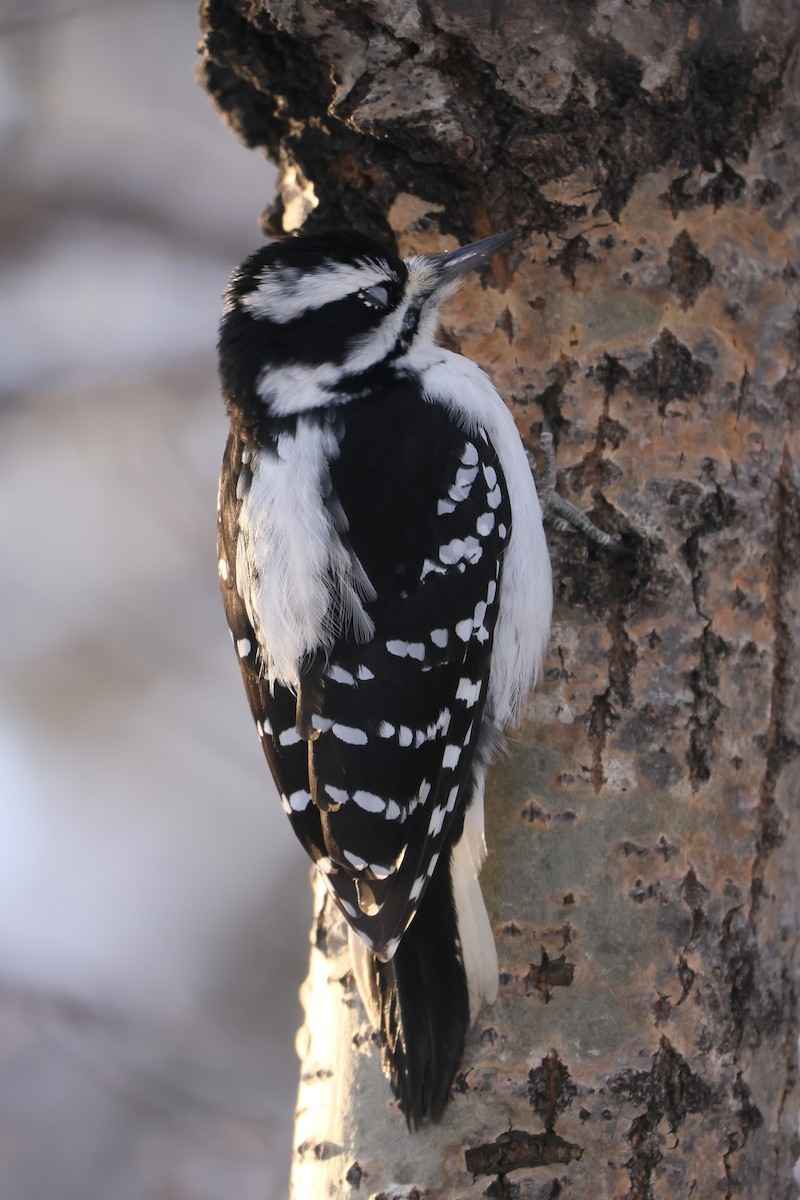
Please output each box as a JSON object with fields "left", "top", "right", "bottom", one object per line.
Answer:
{"left": 348, "top": 773, "right": 498, "bottom": 1030}
{"left": 451, "top": 771, "right": 498, "bottom": 1021}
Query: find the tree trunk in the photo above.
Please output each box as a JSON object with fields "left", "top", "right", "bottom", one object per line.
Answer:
{"left": 198, "top": 3, "right": 800, "bottom": 1196}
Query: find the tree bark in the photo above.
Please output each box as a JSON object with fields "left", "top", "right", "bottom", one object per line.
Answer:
{"left": 199, "top": 3, "right": 800, "bottom": 1196}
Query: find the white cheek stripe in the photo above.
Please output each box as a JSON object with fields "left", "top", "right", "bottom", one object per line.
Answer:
{"left": 254, "top": 258, "right": 438, "bottom": 416}
{"left": 257, "top": 292, "right": 415, "bottom": 416}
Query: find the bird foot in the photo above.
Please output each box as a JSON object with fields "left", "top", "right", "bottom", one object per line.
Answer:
{"left": 529, "top": 429, "right": 624, "bottom": 554}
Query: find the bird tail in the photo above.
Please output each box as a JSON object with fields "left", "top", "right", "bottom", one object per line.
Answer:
{"left": 349, "top": 790, "right": 497, "bottom": 1125}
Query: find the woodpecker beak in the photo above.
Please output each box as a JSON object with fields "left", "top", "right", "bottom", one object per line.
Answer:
{"left": 431, "top": 229, "right": 520, "bottom": 285}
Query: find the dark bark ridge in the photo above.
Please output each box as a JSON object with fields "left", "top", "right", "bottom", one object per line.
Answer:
{"left": 199, "top": 0, "right": 797, "bottom": 242}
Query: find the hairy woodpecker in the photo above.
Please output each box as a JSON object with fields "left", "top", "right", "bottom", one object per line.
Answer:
{"left": 216, "top": 228, "right": 552, "bottom": 1124}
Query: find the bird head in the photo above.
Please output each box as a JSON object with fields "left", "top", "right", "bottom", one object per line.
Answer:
{"left": 218, "top": 228, "right": 519, "bottom": 422}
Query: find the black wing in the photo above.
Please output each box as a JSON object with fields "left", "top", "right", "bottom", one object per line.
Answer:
{"left": 218, "top": 382, "right": 511, "bottom": 958}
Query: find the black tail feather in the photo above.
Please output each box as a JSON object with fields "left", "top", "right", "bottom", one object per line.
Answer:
{"left": 372, "top": 853, "right": 470, "bottom": 1126}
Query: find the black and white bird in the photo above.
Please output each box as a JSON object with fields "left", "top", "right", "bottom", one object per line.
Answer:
{"left": 216, "top": 228, "right": 552, "bottom": 1124}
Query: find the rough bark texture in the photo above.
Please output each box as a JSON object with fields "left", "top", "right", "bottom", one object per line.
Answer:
{"left": 198, "top": 2, "right": 800, "bottom": 1196}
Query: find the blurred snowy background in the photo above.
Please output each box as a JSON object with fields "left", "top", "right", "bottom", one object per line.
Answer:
{"left": 0, "top": 2, "right": 312, "bottom": 1198}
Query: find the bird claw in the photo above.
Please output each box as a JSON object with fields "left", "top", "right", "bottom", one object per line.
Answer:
{"left": 528, "top": 429, "right": 624, "bottom": 554}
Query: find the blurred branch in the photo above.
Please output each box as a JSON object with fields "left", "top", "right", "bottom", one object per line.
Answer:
{"left": 0, "top": 0, "right": 154, "bottom": 37}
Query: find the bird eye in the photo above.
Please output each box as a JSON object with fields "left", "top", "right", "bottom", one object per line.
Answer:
{"left": 359, "top": 284, "right": 391, "bottom": 310}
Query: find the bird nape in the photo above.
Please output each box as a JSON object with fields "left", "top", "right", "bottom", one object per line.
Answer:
{"left": 216, "top": 226, "right": 552, "bottom": 1125}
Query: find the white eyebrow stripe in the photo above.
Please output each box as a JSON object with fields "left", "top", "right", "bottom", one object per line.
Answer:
{"left": 243, "top": 258, "right": 395, "bottom": 323}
